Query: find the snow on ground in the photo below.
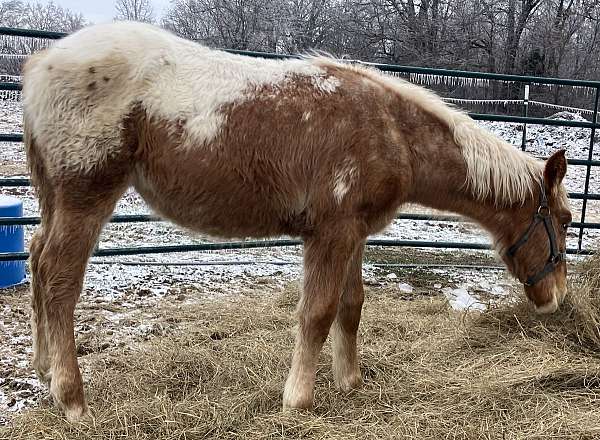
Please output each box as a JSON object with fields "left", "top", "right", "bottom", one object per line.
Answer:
{"left": 1, "top": 99, "right": 598, "bottom": 423}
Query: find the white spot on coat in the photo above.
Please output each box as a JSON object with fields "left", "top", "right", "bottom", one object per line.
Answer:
{"left": 312, "top": 75, "right": 340, "bottom": 93}
{"left": 333, "top": 158, "right": 358, "bottom": 204}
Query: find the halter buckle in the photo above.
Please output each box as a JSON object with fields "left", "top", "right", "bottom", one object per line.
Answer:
{"left": 537, "top": 205, "right": 550, "bottom": 216}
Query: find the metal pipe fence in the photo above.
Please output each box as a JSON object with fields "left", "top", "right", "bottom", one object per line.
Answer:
{"left": 1, "top": 26, "right": 599, "bottom": 263}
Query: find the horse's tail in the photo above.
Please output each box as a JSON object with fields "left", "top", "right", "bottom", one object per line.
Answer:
{"left": 24, "top": 116, "right": 55, "bottom": 229}
{"left": 23, "top": 50, "right": 55, "bottom": 227}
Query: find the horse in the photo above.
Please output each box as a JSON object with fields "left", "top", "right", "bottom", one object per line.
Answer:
{"left": 21, "top": 21, "right": 572, "bottom": 421}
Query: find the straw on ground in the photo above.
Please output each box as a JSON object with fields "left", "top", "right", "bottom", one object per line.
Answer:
{"left": 2, "top": 257, "right": 600, "bottom": 440}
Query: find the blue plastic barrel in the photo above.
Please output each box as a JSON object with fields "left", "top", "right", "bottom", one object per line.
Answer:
{"left": 0, "top": 195, "right": 25, "bottom": 288}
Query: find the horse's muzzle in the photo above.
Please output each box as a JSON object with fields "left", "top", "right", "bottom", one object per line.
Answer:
{"left": 533, "top": 286, "right": 566, "bottom": 314}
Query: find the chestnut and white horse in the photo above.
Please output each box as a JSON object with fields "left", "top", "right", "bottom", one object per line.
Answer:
{"left": 22, "top": 22, "right": 572, "bottom": 421}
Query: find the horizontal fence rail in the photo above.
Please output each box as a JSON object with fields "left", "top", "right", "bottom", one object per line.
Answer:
{"left": 0, "top": 240, "right": 594, "bottom": 262}
{"left": 0, "top": 26, "right": 65, "bottom": 39}
{"left": 0, "top": 26, "right": 598, "bottom": 264}
{"left": 2, "top": 213, "right": 600, "bottom": 229}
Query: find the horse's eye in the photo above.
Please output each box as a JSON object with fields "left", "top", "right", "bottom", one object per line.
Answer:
{"left": 562, "top": 223, "right": 571, "bottom": 230}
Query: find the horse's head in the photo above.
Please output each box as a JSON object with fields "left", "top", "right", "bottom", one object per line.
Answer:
{"left": 500, "top": 150, "right": 571, "bottom": 314}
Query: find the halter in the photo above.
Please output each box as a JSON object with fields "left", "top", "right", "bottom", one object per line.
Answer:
{"left": 505, "top": 182, "right": 566, "bottom": 287}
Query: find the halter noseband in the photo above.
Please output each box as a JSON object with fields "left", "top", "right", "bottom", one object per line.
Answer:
{"left": 505, "top": 182, "right": 566, "bottom": 287}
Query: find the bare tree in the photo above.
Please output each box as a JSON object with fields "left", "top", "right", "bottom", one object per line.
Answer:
{"left": 115, "top": 0, "right": 154, "bottom": 23}
{"left": 21, "top": 1, "right": 85, "bottom": 31}
{"left": 0, "top": 1, "right": 86, "bottom": 74}
{"left": 163, "top": 0, "right": 277, "bottom": 50}
{"left": 0, "top": 0, "right": 24, "bottom": 28}
{"left": 160, "top": 0, "right": 600, "bottom": 88}
{"left": 279, "top": 0, "right": 336, "bottom": 52}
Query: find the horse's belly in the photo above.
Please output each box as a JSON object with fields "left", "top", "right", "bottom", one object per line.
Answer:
{"left": 132, "top": 168, "right": 294, "bottom": 239}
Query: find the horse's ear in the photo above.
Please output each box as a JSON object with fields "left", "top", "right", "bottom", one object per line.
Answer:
{"left": 544, "top": 149, "right": 567, "bottom": 190}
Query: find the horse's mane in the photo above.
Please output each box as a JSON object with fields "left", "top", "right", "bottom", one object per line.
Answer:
{"left": 313, "top": 57, "right": 543, "bottom": 206}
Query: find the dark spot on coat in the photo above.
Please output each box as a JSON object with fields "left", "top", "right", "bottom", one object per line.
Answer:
{"left": 87, "top": 81, "right": 97, "bottom": 90}
{"left": 47, "top": 65, "right": 53, "bottom": 71}
{"left": 103, "top": 76, "right": 110, "bottom": 82}
{"left": 88, "top": 66, "right": 96, "bottom": 74}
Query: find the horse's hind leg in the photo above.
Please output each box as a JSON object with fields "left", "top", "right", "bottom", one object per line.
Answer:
{"left": 37, "top": 180, "right": 128, "bottom": 421}
{"left": 331, "top": 241, "right": 365, "bottom": 391}
{"left": 283, "top": 223, "right": 363, "bottom": 409}
{"left": 28, "top": 147, "right": 55, "bottom": 385}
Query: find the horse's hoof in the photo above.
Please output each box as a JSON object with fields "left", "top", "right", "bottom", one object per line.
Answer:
{"left": 50, "top": 375, "right": 87, "bottom": 422}
{"left": 282, "top": 392, "right": 313, "bottom": 411}
{"left": 282, "top": 401, "right": 313, "bottom": 412}
{"left": 64, "top": 403, "right": 90, "bottom": 423}
{"left": 337, "top": 374, "right": 363, "bottom": 392}
{"left": 283, "top": 376, "right": 314, "bottom": 411}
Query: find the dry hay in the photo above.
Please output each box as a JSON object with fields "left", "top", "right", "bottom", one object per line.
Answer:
{"left": 3, "top": 258, "right": 600, "bottom": 440}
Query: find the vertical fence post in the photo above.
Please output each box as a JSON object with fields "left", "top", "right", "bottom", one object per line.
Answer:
{"left": 521, "top": 84, "right": 529, "bottom": 151}
{"left": 577, "top": 87, "right": 600, "bottom": 251}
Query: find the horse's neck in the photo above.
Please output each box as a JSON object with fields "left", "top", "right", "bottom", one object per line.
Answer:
{"left": 405, "top": 134, "right": 515, "bottom": 240}
{"left": 382, "top": 89, "right": 538, "bottom": 240}
{"left": 410, "top": 177, "right": 510, "bottom": 239}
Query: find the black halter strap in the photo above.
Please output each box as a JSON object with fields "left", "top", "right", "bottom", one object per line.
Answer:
{"left": 505, "top": 182, "right": 566, "bottom": 287}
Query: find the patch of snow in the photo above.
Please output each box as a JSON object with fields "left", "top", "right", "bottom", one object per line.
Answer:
{"left": 443, "top": 286, "right": 486, "bottom": 311}
{"left": 491, "top": 285, "right": 507, "bottom": 296}
{"left": 397, "top": 282, "right": 413, "bottom": 293}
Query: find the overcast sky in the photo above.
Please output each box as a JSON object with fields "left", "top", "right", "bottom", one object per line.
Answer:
{"left": 35, "top": 0, "right": 172, "bottom": 24}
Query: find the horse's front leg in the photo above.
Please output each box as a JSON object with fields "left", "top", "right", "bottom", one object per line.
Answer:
{"left": 283, "top": 225, "right": 362, "bottom": 410}
{"left": 331, "top": 241, "right": 365, "bottom": 391}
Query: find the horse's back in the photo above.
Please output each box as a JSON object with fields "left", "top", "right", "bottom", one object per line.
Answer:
{"left": 22, "top": 22, "right": 329, "bottom": 174}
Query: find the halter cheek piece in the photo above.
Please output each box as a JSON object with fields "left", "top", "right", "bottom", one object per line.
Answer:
{"left": 505, "top": 183, "right": 566, "bottom": 287}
